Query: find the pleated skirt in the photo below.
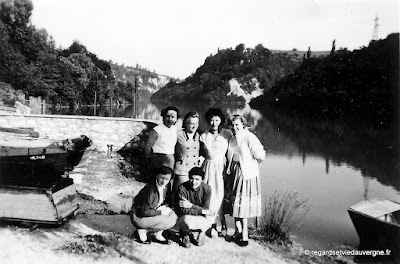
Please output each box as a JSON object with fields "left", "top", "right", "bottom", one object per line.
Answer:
{"left": 226, "top": 161, "right": 262, "bottom": 218}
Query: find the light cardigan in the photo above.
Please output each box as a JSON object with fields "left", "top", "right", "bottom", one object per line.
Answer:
{"left": 226, "top": 129, "right": 266, "bottom": 180}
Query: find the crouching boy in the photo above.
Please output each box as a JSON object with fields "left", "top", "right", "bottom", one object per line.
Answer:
{"left": 176, "top": 167, "right": 215, "bottom": 248}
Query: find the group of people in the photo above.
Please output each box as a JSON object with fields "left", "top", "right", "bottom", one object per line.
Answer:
{"left": 130, "top": 106, "right": 266, "bottom": 248}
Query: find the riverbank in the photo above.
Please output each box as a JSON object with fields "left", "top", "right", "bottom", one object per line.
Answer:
{"left": 0, "top": 150, "right": 354, "bottom": 264}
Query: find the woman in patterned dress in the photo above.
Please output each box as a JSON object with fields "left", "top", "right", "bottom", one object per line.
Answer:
{"left": 200, "top": 108, "right": 232, "bottom": 237}
{"left": 226, "top": 114, "right": 266, "bottom": 247}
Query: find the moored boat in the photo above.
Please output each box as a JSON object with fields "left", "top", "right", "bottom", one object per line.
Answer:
{"left": 348, "top": 199, "right": 400, "bottom": 256}
{"left": 0, "top": 178, "right": 79, "bottom": 224}
{"left": 0, "top": 147, "right": 68, "bottom": 185}
{"left": 48, "top": 135, "right": 92, "bottom": 171}
{"left": 0, "top": 128, "right": 89, "bottom": 224}
{"left": 0, "top": 127, "right": 92, "bottom": 175}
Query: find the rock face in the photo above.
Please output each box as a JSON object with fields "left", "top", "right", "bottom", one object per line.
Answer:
{"left": 111, "top": 63, "right": 172, "bottom": 94}
{"left": 136, "top": 75, "right": 170, "bottom": 94}
{"left": 227, "top": 78, "right": 264, "bottom": 103}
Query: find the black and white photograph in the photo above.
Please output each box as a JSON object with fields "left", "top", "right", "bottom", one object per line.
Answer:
{"left": 0, "top": 0, "right": 399, "bottom": 263}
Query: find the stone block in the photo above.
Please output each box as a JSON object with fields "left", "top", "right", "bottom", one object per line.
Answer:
{"left": 53, "top": 118, "right": 68, "bottom": 126}
{"left": 9, "top": 117, "right": 27, "bottom": 127}
{"left": 90, "top": 123, "right": 103, "bottom": 131}
{"left": 25, "top": 118, "right": 38, "bottom": 128}
{"left": 110, "top": 134, "right": 119, "bottom": 141}
{"left": 0, "top": 118, "right": 11, "bottom": 127}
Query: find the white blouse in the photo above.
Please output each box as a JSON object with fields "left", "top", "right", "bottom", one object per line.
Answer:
{"left": 152, "top": 124, "right": 178, "bottom": 155}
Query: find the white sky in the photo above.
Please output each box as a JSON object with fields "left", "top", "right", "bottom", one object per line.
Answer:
{"left": 30, "top": 0, "right": 399, "bottom": 79}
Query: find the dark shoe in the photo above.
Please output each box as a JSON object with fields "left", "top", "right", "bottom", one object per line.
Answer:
{"left": 182, "top": 235, "right": 191, "bottom": 248}
{"left": 237, "top": 239, "right": 249, "bottom": 247}
{"left": 153, "top": 237, "right": 171, "bottom": 245}
{"left": 227, "top": 232, "right": 242, "bottom": 243}
{"left": 218, "top": 229, "right": 227, "bottom": 237}
{"left": 195, "top": 231, "right": 205, "bottom": 246}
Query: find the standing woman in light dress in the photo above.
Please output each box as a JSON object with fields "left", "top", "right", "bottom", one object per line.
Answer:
{"left": 226, "top": 114, "right": 266, "bottom": 247}
{"left": 200, "top": 108, "right": 232, "bottom": 237}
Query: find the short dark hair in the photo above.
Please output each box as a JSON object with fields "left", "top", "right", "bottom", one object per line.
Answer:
{"left": 154, "top": 166, "right": 173, "bottom": 177}
{"left": 188, "top": 167, "right": 205, "bottom": 179}
{"left": 205, "top": 108, "right": 225, "bottom": 126}
{"left": 161, "top": 106, "right": 180, "bottom": 119}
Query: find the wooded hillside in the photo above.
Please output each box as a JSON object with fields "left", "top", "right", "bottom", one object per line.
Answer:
{"left": 0, "top": 0, "right": 167, "bottom": 107}
{"left": 151, "top": 44, "right": 301, "bottom": 105}
{"left": 251, "top": 33, "right": 399, "bottom": 127}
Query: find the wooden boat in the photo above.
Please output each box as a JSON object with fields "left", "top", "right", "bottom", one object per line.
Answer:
{"left": 0, "top": 147, "right": 68, "bottom": 185}
{"left": 0, "top": 178, "right": 79, "bottom": 224}
{"left": 348, "top": 199, "right": 400, "bottom": 255}
{"left": 48, "top": 135, "right": 92, "bottom": 171}
{"left": 0, "top": 127, "right": 92, "bottom": 176}
{"left": 0, "top": 128, "right": 87, "bottom": 224}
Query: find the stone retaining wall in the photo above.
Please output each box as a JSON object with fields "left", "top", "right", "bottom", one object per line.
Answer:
{"left": 0, "top": 113, "right": 158, "bottom": 152}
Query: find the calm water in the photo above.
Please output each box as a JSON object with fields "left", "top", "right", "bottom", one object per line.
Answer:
{"left": 52, "top": 102, "right": 400, "bottom": 250}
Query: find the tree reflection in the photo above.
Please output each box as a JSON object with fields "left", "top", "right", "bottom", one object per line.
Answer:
{"left": 258, "top": 108, "right": 399, "bottom": 191}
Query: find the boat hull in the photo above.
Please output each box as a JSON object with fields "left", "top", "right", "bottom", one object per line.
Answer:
{"left": 0, "top": 178, "right": 79, "bottom": 224}
{"left": 348, "top": 208, "right": 400, "bottom": 256}
{"left": 0, "top": 148, "right": 68, "bottom": 185}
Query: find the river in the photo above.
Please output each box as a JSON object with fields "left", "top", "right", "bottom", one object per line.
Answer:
{"left": 51, "top": 101, "right": 400, "bottom": 251}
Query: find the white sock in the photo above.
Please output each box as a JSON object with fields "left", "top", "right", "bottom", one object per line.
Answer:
{"left": 211, "top": 228, "right": 218, "bottom": 238}
{"left": 137, "top": 229, "right": 147, "bottom": 241}
{"left": 154, "top": 231, "right": 166, "bottom": 241}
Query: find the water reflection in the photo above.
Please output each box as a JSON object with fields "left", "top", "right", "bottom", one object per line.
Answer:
{"left": 258, "top": 108, "right": 399, "bottom": 192}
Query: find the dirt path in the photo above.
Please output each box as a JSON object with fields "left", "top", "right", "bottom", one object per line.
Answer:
{"left": 0, "top": 150, "right": 299, "bottom": 264}
{"left": 0, "top": 218, "right": 296, "bottom": 264}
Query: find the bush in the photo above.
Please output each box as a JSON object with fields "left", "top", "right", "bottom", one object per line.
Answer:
{"left": 254, "top": 190, "right": 309, "bottom": 244}
{"left": 0, "top": 82, "right": 25, "bottom": 106}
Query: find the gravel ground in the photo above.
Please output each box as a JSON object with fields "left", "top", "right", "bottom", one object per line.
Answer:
{"left": 0, "top": 150, "right": 300, "bottom": 264}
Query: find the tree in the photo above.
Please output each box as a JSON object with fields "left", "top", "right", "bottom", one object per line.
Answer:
{"left": 330, "top": 39, "right": 336, "bottom": 56}
{"left": 306, "top": 47, "right": 311, "bottom": 59}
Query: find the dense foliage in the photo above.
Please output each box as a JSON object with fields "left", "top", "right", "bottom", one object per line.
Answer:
{"left": 151, "top": 44, "right": 300, "bottom": 105}
{"left": 0, "top": 0, "right": 161, "bottom": 107}
{"left": 251, "top": 33, "right": 399, "bottom": 127}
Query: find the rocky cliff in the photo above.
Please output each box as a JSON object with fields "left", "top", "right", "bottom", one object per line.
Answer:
{"left": 111, "top": 63, "right": 171, "bottom": 94}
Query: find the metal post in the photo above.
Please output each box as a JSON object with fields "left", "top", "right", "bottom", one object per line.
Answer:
{"left": 94, "top": 91, "right": 97, "bottom": 116}
{"left": 134, "top": 77, "right": 138, "bottom": 118}
{"left": 109, "top": 76, "right": 113, "bottom": 117}
{"left": 110, "top": 96, "right": 112, "bottom": 117}
{"left": 42, "top": 99, "right": 46, "bottom": 114}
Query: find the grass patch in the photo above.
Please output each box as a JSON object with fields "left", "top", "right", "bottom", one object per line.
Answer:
{"left": 250, "top": 190, "right": 354, "bottom": 264}
{"left": 253, "top": 190, "right": 309, "bottom": 245}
